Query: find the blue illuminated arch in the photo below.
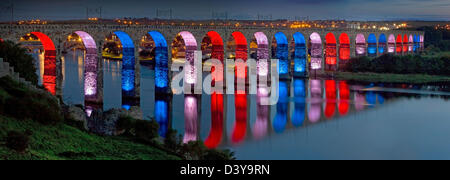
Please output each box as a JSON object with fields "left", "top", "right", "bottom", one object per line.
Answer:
{"left": 113, "top": 31, "right": 136, "bottom": 98}
{"left": 367, "top": 33, "right": 377, "bottom": 56}
{"left": 292, "top": 32, "right": 307, "bottom": 75}
{"left": 147, "top": 31, "right": 169, "bottom": 93}
{"left": 273, "top": 32, "right": 289, "bottom": 76}
{"left": 378, "top": 34, "right": 387, "bottom": 54}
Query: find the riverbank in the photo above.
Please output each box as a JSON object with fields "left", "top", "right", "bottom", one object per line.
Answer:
{"left": 0, "top": 76, "right": 180, "bottom": 160}
{"left": 334, "top": 72, "right": 450, "bottom": 84}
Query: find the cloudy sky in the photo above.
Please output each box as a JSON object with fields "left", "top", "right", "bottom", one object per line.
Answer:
{"left": 1, "top": 0, "right": 449, "bottom": 21}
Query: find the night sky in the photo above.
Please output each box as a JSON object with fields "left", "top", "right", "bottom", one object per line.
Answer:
{"left": 1, "top": 0, "right": 449, "bottom": 21}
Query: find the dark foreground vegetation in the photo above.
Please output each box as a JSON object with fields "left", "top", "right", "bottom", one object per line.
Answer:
{"left": 0, "top": 41, "right": 38, "bottom": 85}
{"left": 0, "top": 76, "right": 234, "bottom": 160}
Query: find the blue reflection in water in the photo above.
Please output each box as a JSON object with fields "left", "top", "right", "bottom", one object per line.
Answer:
{"left": 155, "top": 97, "right": 169, "bottom": 137}
{"left": 292, "top": 79, "right": 306, "bottom": 127}
{"left": 293, "top": 33, "right": 307, "bottom": 74}
{"left": 274, "top": 81, "right": 289, "bottom": 133}
{"left": 366, "top": 84, "right": 377, "bottom": 107}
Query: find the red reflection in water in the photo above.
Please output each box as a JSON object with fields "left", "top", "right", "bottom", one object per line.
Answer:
{"left": 232, "top": 93, "right": 247, "bottom": 144}
{"left": 338, "top": 81, "right": 350, "bottom": 116}
{"left": 43, "top": 51, "right": 56, "bottom": 95}
{"left": 324, "top": 80, "right": 336, "bottom": 119}
{"left": 204, "top": 93, "right": 224, "bottom": 149}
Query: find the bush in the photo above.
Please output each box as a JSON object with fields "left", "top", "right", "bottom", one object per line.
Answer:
{"left": 180, "top": 141, "right": 235, "bottom": 160}
{"left": 116, "top": 115, "right": 135, "bottom": 134}
{"left": 5, "top": 130, "right": 31, "bottom": 153}
{"left": 164, "top": 129, "right": 183, "bottom": 150}
{"left": 0, "top": 41, "right": 38, "bottom": 85}
{"left": 134, "top": 119, "right": 159, "bottom": 143}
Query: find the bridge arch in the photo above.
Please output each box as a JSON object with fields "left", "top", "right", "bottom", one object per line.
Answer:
{"left": 388, "top": 34, "right": 396, "bottom": 53}
{"left": 272, "top": 32, "right": 289, "bottom": 76}
{"left": 355, "top": 33, "right": 366, "bottom": 56}
{"left": 309, "top": 32, "right": 322, "bottom": 71}
{"left": 172, "top": 31, "right": 198, "bottom": 85}
{"left": 21, "top": 32, "right": 56, "bottom": 95}
{"left": 291, "top": 32, "right": 307, "bottom": 76}
{"left": 403, "top": 34, "right": 409, "bottom": 53}
{"left": 367, "top": 33, "right": 377, "bottom": 57}
{"left": 226, "top": 31, "right": 248, "bottom": 81}
{"left": 251, "top": 32, "right": 269, "bottom": 76}
{"left": 378, "top": 34, "right": 387, "bottom": 54}
{"left": 396, "top": 34, "right": 403, "bottom": 54}
{"left": 202, "top": 31, "right": 224, "bottom": 83}
{"left": 325, "top": 33, "right": 337, "bottom": 71}
{"left": 146, "top": 31, "right": 169, "bottom": 93}
{"left": 414, "top": 34, "right": 420, "bottom": 52}
{"left": 339, "top": 33, "right": 350, "bottom": 66}
{"left": 408, "top": 35, "right": 414, "bottom": 53}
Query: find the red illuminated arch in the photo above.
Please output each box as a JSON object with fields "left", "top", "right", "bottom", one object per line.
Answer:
{"left": 403, "top": 34, "right": 409, "bottom": 53}
{"left": 339, "top": 33, "right": 351, "bottom": 63}
{"left": 396, "top": 34, "right": 403, "bottom": 54}
{"left": 202, "top": 31, "right": 224, "bottom": 83}
{"left": 325, "top": 33, "right": 337, "bottom": 70}
{"left": 228, "top": 31, "right": 248, "bottom": 83}
{"left": 31, "top": 32, "right": 56, "bottom": 51}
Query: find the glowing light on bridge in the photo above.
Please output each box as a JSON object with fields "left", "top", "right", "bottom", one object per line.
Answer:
{"left": 252, "top": 32, "right": 269, "bottom": 76}
{"left": 325, "top": 33, "right": 337, "bottom": 71}
{"left": 274, "top": 81, "right": 288, "bottom": 133}
{"left": 292, "top": 32, "right": 307, "bottom": 75}
{"left": 293, "top": 79, "right": 306, "bottom": 127}
{"left": 113, "top": 31, "right": 136, "bottom": 98}
{"left": 74, "top": 31, "right": 99, "bottom": 101}
{"left": 339, "top": 33, "right": 350, "bottom": 65}
{"left": 184, "top": 95, "right": 199, "bottom": 143}
{"left": 414, "top": 34, "right": 420, "bottom": 52}
{"left": 355, "top": 33, "right": 366, "bottom": 56}
{"left": 378, "top": 34, "right": 387, "bottom": 54}
{"left": 30, "top": 32, "right": 57, "bottom": 95}
{"left": 228, "top": 31, "right": 248, "bottom": 81}
{"left": 388, "top": 34, "right": 396, "bottom": 53}
{"left": 308, "top": 79, "right": 322, "bottom": 123}
{"left": 173, "top": 31, "right": 198, "bottom": 85}
{"left": 273, "top": 32, "right": 289, "bottom": 76}
{"left": 324, "top": 80, "right": 336, "bottom": 119}
{"left": 367, "top": 33, "right": 377, "bottom": 57}
{"left": 205, "top": 93, "right": 224, "bottom": 149}
{"left": 403, "top": 34, "right": 409, "bottom": 53}
{"left": 202, "top": 31, "right": 224, "bottom": 83}
{"left": 309, "top": 32, "right": 322, "bottom": 71}
{"left": 147, "top": 31, "right": 169, "bottom": 93}
{"left": 396, "top": 34, "right": 403, "bottom": 54}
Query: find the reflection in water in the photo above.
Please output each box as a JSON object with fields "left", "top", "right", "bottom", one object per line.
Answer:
{"left": 253, "top": 88, "right": 269, "bottom": 139}
{"left": 308, "top": 79, "right": 322, "bottom": 123}
{"left": 155, "top": 96, "right": 170, "bottom": 137}
{"left": 43, "top": 51, "right": 57, "bottom": 95}
{"left": 324, "top": 80, "right": 336, "bottom": 119}
{"left": 205, "top": 93, "right": 224, "bottom": 149}
{"left": 293, "top": 79, "right": 306, "bottom": 127}
{"left": 338, "top": 81, "right": 350, "bottom": 116}
{"left": 274, "top": 81, "right": 289, "bottom": 133}
{"left": 366, "top": 84, "right": 377, "bottom": 107}
{"left": 354, "top": 86, "right": 366, "bottom": 111}
{"left": 233, "top": 93, "right": 248, "bottom": 144}
{"left": 184, "top": 95, "right": 199, "bottom": 143}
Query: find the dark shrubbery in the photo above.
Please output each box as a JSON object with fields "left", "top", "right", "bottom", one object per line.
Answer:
{"left": 0, "top": 76, "right": 63, "bottom": 125}
{"left": 0, "top": 41, "right": 38, "bottom": 85}
{"left": 345, "top": 54, "right": 450, "bottom": 76}
{"left": 116, "top": 116, "right": 160, "bottom": 143}
{"left": 5, "top": 130, "right": 32, "bottom": 153}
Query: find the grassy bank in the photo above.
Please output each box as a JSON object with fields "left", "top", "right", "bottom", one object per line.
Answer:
{"left": 335, "top": 72, "right": 450, "bottom": 84}
{"left": 0, "top": 76, "right": 180, "bottom": 160}
{"left": 0, "top": 115, "right": 180, "bottom": 160}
